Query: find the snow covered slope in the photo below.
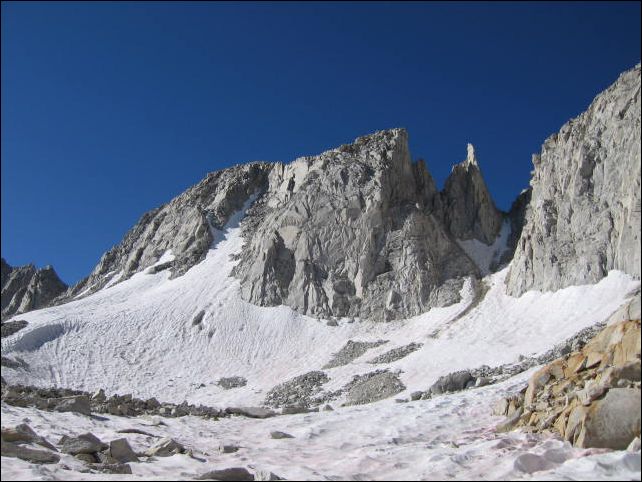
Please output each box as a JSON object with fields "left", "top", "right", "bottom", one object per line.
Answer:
{"left": 2, "top": 200, "right": 639, "bottom": 410}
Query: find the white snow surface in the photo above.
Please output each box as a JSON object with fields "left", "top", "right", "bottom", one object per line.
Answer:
{"left": 1, "top": 373, "right": 640, "bottom": 481}
{"left": 2, "top": 200, "right": 640, "bottom": 480}
{"left": 457, "top": 219, "right": 511, "bottom": 275}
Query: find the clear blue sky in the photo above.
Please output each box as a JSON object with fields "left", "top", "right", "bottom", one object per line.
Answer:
{"left": 2, "top": 2, "right": 640, "bottom": 285}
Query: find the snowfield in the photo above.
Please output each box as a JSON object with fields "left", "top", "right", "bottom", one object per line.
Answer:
{"left": 2, "top": 373, "right": 640, "bottom": 481}
{"left": 2, "top": 202, "right": 640, "bottom": 480}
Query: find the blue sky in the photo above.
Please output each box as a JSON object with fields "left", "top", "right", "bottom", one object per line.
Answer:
{"left": 2, "top": 1, "right": 640, "bottom": 285}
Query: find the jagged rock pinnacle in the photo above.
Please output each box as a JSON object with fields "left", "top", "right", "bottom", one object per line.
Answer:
{"left": 465, "top": 143, "right": 477, "bottom": 167}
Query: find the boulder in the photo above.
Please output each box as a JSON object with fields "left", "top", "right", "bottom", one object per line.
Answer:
{"left": 428, "top": 370, "right": 474, "bottom": 396}
{"left": 1, "top": 423, "right": 56, "bottom": 451}
{"left": 109, "top": 438, "right": 139, "bottom": 463}
{"left": 270, "top": 431, "right": 294, "bottom": 439}
{"left": 218, "top": 444, "right": 240, "bottom": 454}
{"left": 1, "top": 440, "right": 60, "bottom": 464}
{"left": 61, "top": 433, "right": 108, "bottom": 455}
{"left": 145, "top": 437, "right": 185, "bottom": 457}
{"left": 196, "top": 467, "right": 255, "bottom": 481}
{"left": 577, "top": 388, "right": 641, "bottom": 449}
{"left": 92, "top": 389, "right": 106, "bottom": 402}
{"left": 226, "top": 407, "right": 277, "bottom": 419}
{"left": 53, "top": 395, "right": 91, "bottom": 416}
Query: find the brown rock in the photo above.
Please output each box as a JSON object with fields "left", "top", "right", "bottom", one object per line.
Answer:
{"left": 564, "top": 354, "right": 587, "bottom": 377}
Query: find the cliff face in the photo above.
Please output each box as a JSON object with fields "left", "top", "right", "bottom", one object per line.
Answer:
{"left": 232, "top": 129, "right": 496, "bottom": 321}
{"left": 441, "top": 144, "right": 504, "bottom": 245}
{"left": 1, "top": 258, "right": 67, "bottom": 321}
{"left": 9, "top": 66, "right": 638, "bottom": 322}
{"left": 506, "top": 64, "right": 641, "bottom": 296}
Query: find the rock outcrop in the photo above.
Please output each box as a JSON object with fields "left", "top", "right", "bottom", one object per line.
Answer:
{"left": 233, "top": 129, "right": 483, "bottom": 321}
{"left": 1, "top": 258, "right": 67, "bottom": 320}
{"left": 62, "top": 162, "right": 272, "bottom": 300}
{"left": 441, "top": 144, "right": 504, "bottom": 245}
{"left": 507, "top": 63, "right": 641, "bottom": 296}
{"left": 494, "top": 317, "right": 641, "bottom": 449}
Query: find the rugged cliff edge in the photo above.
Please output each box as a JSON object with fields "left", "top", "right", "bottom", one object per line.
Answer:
{"left": 60, "top": 163, "right": 272, "bottom": 300}
{"left": 232, "top": 129, "right": 502, "bottom": 321}
{"left": 38, "top": 128, "right": 505, "bottom": 322}
{"left": 506, "top": 63, "right": 641, "bottom": 296}
{"left": 1, "top": 258, "right": 67, "bottom": 321}
{"left": 4, "top": 65, "right": 639, "bottom": 322}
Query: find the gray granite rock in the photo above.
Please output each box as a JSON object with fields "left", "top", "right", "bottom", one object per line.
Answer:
{"left": 344, "top": 370, "right": 406, "bottom": 405}
{"left": 507, "top": 63, "right": 641, "bottom": 296}
{"left": 368, "top": 342, "right": 423, "bottom": 364}
{"left": 1, "top": 440, "right": 60, "bottom": 464}
{"left": 53, "top": 395, "right": 91, "bottom": 416}
{"left": 61, "top": 432, "right": 108, "bottom": 455}
{"left": 1, "top": 319, "right": 28, "bottom": 338}
{"left": 108, "top": 438, "right": 139, "bottom": 463}
{"left": 441, "top": 144, "right": 503, "bottom": 245}
{"left": 264, "top": 371, "right": 329, "bottom": 408}
{"left": 60, "top": 163, "right": 272, "bottom": 301}
{"left": 196, "top": 467, "right": 255, "bottom": 481}
{"left": 1, "top": 258, "right": 67, "bottom": 321}
{"left": 217, "top": 376, "right": 247, "bottom": 390}
{"left": 145, "top": 437, "right": 185, "bottom": 457}
{"left": 232, "top": 129, "right": 481, "bottom": 321}
{"left": 323, "top": 340, "right": 388, "bottom": 368}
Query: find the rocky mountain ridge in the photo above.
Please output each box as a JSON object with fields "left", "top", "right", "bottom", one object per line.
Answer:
{"left": 1, "top": 258, "right": 67, "bottom": 321}
{"left": 507, "top": 63, "right": 641, "bottom": 295}
{"left": 2, "top": 63, "right": 640, "bottom": 322}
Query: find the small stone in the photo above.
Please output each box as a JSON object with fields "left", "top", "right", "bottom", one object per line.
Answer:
{"left": 270, "top": 431, "right": 294, "bottom": 439}
{"left": 74, "top": 453, "right": 97, "bottom": 464}
{"left": 92, "top": 389, "right": 106, "bottom": 402}
{"left": 218, "top": 444, "right": 240, "bottom": 454}
{"left": 145, "top": 437, "right": 185, "bottom": 457}
{"left": 410, "top": 391, "right": 423, "bottom": 401}
{"left": 196, "top": 467, "right": 254, "bottom": 481}
{"left": 94, "top": 463, "right": 132, "bottom": 474}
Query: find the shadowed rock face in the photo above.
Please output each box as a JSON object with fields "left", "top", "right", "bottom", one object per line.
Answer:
{"left": 232, "top": 129, "right": 490, "bottom": 321}
{"left": 441, "top": 144, "right": 504, "bottom": 245}
{"left": 507, "top": 63, "right": 641, "bottom": 296}
{"left": 1, "top": 258, "right": 67, "bottom": 321}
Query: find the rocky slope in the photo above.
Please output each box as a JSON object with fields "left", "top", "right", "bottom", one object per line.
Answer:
{"left": 41, "top": 128, "right": 505, "bottom": 323}
{"left": 494, "top": 312, "right": 641, "bottom": 450}
{"left": 1, "top": 259, "right": 67, "bottom": 321}
{"left": 61, "top": 162, "right": 272, "bottom": 300}
{"left": 5, "top": 64, "right": 639, "bottom": 323}
{"left": 507, "top": 63, "right": 641, "bottom": 296}
{"left": 232, "top": 129, "right": 503, "bottom": 321}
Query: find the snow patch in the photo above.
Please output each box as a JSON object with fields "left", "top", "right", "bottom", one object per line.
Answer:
{"left": 458, "top": 219, "right": 511, "bottom": 275}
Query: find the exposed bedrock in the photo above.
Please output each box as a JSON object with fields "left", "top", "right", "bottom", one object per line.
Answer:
{"left": 59, "top": 162, "right": 272, "bottom": 301}
{"left": 507, "top": 63, "right": 641, "bottom": 296}
{"left": 232, "top": 129, "right": 499, "bottom": 321}
{"left": 1, "top": 259, "right": 67, "bottom": 321}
